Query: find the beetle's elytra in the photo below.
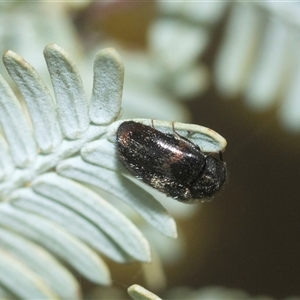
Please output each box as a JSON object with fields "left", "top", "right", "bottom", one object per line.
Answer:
{"left": 116, "top": 121, "right": 227, "bottom": 203}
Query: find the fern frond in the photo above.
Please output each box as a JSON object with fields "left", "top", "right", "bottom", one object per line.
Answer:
{"left": 128, "top": 284, "right": 162, "bottom": 300}
{"left": 214, "top": 2, "right": 300, "bottom": 132}
{"left": 0, "top": 44, "right": 227, "bottom": 299}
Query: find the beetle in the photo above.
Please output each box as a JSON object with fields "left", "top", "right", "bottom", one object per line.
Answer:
{"left": 116, "top": 121, "right": 227, "bottom": 203}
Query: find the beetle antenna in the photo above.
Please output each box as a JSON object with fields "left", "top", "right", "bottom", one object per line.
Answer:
{"left": 151, "top": 119, "right": 155, "bottom": 128}
{"left": 219, "top": 151, "right": 224, "bottom": 162}
{"left": 172, "top": 121, "right": 181, "bottom": 139}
